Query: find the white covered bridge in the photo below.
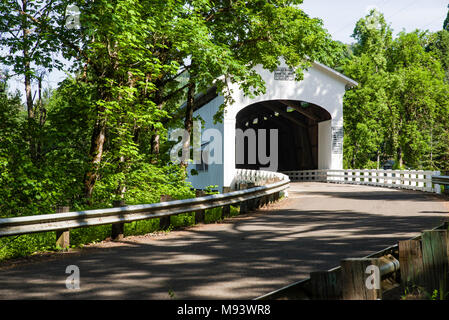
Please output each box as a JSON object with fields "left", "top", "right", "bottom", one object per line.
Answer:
{"left": 187, "top": 60, "right": 358, "bottom": 191}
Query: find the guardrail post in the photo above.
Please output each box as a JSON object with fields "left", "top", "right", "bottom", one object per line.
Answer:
{"left": 247, "top": 183, "right": 256, "bottom": 211}
{"left": 111, "top": 200, "right": 125, "bottom": 241}
{"left": 410, "top": 172, "right": 417, "bottom": 190}
{"left": 379, "top": 170, "right": 385, "bottom": 185}
{"left": 399, "top": 239, "right": 424, "bottom": 289}
{"left": 239, "top": 183, "right": 248, "bottom": 214}
{"left": 55, "top": 206, "right": 70, "bottom": 249}
{"left": 424, "top": 172, "right": 432, "bottom": 193}
{"left": 159, "top": 195, "right": 172, "bottom": 229}
{"left": 341, "top": 258, "right": 382, "bottom": 300}
{"left": 434, "top": 171, "right": 442, "bottom": 194}
{"left": 269, "top": 189, "right": 276, "bottom": 204}
{"left": 262, "top": 191, "right": 270, "bottom": 208}
{"left": 386, "top": 171, "right": 392, "bottom": 186}
{"left": 421, "top": 230, "right": 449, "bottom": 296}
{"left": 310, "top": 269, "right": 342, "bottom": 300}
{"left": 195, "top": 190, "right": 206, "bottom": 223}
{"left": 222, "top": 187, "right": 231, "bottom": 218}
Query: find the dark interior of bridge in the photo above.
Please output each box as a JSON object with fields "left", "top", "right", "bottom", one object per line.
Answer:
{"left": 235, "top": 100, "right": 331, "bottom": 172}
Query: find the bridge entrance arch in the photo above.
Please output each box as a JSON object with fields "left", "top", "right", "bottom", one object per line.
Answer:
{"left": 235, "top": 99, "right": 331, "bottom": 172}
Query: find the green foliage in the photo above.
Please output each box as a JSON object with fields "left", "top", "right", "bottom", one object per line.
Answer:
{"left": 0, "top": 83, "right": 60, "bottom": 217}
{"left": 343, "top": 10, "right": 449, "bottom": 171}
{"left": 203, "top": 208, "right": 220, "bottom": 223}
{"left": 93, "top": 163, "right": 194, "bottom": 207}
{"left": 0, "top": 0, "right": 67, "bottom": 80}
{"left": 427, "top": 30, "right": 449, "bottom": 81}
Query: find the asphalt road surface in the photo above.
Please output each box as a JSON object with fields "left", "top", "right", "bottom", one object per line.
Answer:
{"left": 0, "top": 182, "right": 448, "bottom": 299}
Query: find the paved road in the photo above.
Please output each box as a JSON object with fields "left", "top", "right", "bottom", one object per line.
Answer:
{"left": 0, "top": 182, "right": 448, "bottom": 299}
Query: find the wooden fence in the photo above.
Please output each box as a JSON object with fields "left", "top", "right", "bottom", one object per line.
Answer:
{"left": 256, "top": 222, "right": 449, "bottom": 300}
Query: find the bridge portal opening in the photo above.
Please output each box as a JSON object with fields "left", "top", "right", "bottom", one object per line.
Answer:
{"left": 235, "top": 100, "right": 331, "bottom": 172}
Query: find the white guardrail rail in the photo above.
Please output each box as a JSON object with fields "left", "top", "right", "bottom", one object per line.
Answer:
{"left": 0, "top": 170, "right": 290, "bottom": 238}
{"left": 234, "top": 169, "right": 290, "bottom": 186}
{"left": 282, "top": 169, "right": 442, "bottom": 193}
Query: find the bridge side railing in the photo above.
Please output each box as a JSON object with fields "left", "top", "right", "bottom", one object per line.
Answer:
{"left": 234, "top": 169, "right": 290, "bottom": 186}
{"left": 282, "top": 169, "right": 441, "bottom": 193}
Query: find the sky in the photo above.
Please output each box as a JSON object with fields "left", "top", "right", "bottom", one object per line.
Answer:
{"left": 6, "top": 0, "right": 449, "bottom": 99}
{"left": 300, "top": 0, "right": 448, "bottom": 44}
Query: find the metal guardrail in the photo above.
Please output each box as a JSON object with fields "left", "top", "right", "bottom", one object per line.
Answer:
{"left": 432, "top": 175, "right": 449, "bottom": 185}
{"left": 0, "top": 178, "right": 290, "bottom": 238}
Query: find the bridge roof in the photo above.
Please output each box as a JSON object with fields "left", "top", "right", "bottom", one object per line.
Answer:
{"left": 183, "top": 61, "right": 358, "bottom": 112}
{"left": 311, "top": 61, "right": 358, "bottom": 87}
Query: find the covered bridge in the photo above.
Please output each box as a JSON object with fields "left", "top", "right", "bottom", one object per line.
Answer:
{"left": 186, "top": 60, "right": 358, "bottom": 191}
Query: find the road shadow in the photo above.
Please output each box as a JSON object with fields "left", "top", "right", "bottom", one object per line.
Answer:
{"left": 0, "top": 183, "right": 447, "bottom": 299}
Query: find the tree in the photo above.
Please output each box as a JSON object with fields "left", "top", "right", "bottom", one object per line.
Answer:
{"left": 343, "top": 10, "right": 449, "bottom": 170}
{"left": 343, "top": 9, "right": 392, "bottom": 169}
{"left": 444, "top": 4, "right": 449, "bottom": 31}
{"left": 427, "top": 30, "right": 449, "bottom": 81}
{"left": 0, "top": 0, "right": 69, "bottom": 162}
{"left": 386, "top": 31, "right": 449, "bottom": 169}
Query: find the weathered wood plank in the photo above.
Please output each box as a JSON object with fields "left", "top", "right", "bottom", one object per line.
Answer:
{"left": 310, "top": 268, "right": 342, "bottom": 300}
{"left": 421, "top": 230, "right": 449, "bottom": 296}
{"left": 399, "top": 240, "right": 424, "bottom": 288}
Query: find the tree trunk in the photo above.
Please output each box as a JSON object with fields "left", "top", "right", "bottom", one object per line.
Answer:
{"left": 151, "top": 133, "right": 160, "bottom": 155}
{"left": 181, "top": 80, "right": 196, "bottom": 169}
{"left": 397, "top": 147, "right": 403, "bottom": 169}
{"left": 20, "top": 0, "right": 38, "bottom": 163}
{"left": 21, "top": 0, "right": 33, "bottom": 119}
{"left": 84, "top": 111, "right": 107, "bottom": 202}
{"left": 377, "top": 149, "right": 380, "bottom": 170}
